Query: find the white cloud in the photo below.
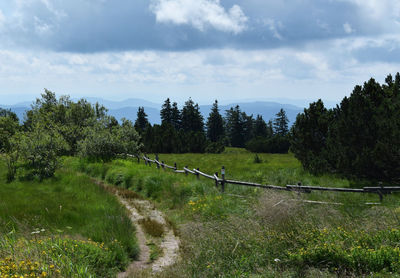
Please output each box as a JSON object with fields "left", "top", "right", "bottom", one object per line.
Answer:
{"left": 345, "top": 0, "right": 400, "bottom": 31}
{"left": 264, "top": 19, "right": 284, "bottom": 40}
{"left": 343, "top": 22, "right": 354, "bottom": 34}
{"left": 0, "top": 9, "right": 5, "bottom": 29}
{"left": 150, "top": 0, "right": 248, "bottom": 34}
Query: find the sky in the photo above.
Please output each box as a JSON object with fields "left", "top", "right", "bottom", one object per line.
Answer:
{"left": 0, "top": 0, "right": 400, "bottom": 105}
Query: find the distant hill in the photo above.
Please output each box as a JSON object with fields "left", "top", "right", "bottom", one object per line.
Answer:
{"left": 1, "top": 98, "right": 304, "bottom": 126}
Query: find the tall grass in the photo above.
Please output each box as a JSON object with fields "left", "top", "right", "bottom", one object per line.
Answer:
{"left": 70, "top": 149, "right": 400, "bottom": 277}
{"left": 0, "top": 159, "right": 138, "bottom": 277}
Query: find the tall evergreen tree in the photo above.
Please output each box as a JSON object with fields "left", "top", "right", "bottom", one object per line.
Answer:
{"left": 160, "top": 98, "right": 173, "bottom": 125}
{"left": 225, "top": 105, "right": 246, "bottom": 147}
{"left": 253, "top": 115, "right": 268, "bottom": 137}
{"left": 273, "top": 108, "right": 289, "bottom": 136}
{"left": 171, "top": 102, "right": 181, "bottom": 130}
{"left": 243, "top": 113, "right": 254, "bottom": 143}
{"left": 134, "top": 107, "right": 149, "bottom": 132}
{"left": 181, "top": 98, "right": 204, "bottom": 132}
{"left": 206, "top": 100, "right": 225, "bottom": 142}
{"left": 290, "top": 99, "right": 333, "bottom": 173}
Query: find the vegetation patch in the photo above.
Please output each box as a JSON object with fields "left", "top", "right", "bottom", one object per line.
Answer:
{"left": 0, "top": 235, "right": 124, "bottom": 278}
{"left": 0, "top": 160, "right": 138, "bottom": 277}
{"left": 140, "top": 218, "right": 165, "bottom": 238}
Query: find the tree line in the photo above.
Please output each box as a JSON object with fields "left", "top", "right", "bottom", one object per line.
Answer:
{"left": 133, "top": 98, "right": 290, "bottom": 154}
{"left": 1, "top": 73, "right": 398, "bottom": 183}
{"left": 0, "top": 90, "right": 141, "bottom": 181}
{"left": 290, "top": 73, "right": 400, "bottom": 183}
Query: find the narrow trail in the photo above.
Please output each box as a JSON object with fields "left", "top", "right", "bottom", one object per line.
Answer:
{"left": 93, "top": 179, "right": 180, "bottom": 277}
{"left": 117, "top": 198, "right": 151, "bottom": 277}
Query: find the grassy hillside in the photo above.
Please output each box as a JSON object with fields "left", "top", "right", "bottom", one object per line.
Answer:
{"left": 71, "top": 148, "right": 400, "bottom": 277}
{"left": 0, "top": 159, "right": 138, "bottom": 278}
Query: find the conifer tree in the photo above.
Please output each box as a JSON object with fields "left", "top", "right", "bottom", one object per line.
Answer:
{"left": 160, "top": 98, "right": 172, "bottom": 125}
{"left": 171, "top": 102, "right": 181, "bottom": 130}
{"left": 134, "top": 107, "right": 149, "bottom": 132}
{"left": 273, "top": 108, "right": 289, "bottom": 136}
{"left": 225, "top": 105, "right": 246, "bottom": 147}
{"left": 181, "top": 98, "right": 204, "bottom": 132}
{"left": 206, "top": 100, "right": 224, "bottom": 142}
{"left": 253, "top": 115, "right": 268, "bottom": 138}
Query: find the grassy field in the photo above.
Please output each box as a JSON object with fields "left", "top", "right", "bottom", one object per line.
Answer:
{"left": 0, "top": 159, "right": 138, "bottom": 277}
{"left": 70, "top": 148, "right": 400, "bottom": 277}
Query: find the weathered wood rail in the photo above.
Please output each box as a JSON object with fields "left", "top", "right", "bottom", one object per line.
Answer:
{"left": 125, "top": 154, "right": 400, "bottom": 201}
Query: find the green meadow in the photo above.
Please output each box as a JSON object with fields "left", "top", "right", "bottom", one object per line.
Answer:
{"left": 67, "top": 148, "right": 400, "bottom": 277}
{"left": 0, "top": 158, "right": 138, "bottom": 278}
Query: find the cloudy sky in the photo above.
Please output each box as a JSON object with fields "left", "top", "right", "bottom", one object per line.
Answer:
{"left": 0, "top": 0, "right": 399, "bottom": 105}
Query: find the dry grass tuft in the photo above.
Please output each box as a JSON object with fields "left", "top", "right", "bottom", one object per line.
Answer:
{"left": 139, "top": 217, "right": 165, "bottom": 237}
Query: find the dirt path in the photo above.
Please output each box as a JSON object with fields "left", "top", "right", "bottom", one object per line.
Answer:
{"left": 117, "top": 195, "right": 180, "bottom": 276}
{"left": 117, "top": 198, "right": 151, "bottom": 277}
{"left": 91, "top": 179, "right": 180, "bottom": 277}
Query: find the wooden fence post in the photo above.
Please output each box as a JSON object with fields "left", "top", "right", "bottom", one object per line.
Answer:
{"left": 221, "top": 166, "right": 225, "bottom": 192}
{"left": 174, "top": 162, "right": 177, "bottom": 172}
{"left": 215, "top": 172, "right": 219, "bottom": 188}
{"left": 196, "top": 168, "right": 200, "bottom": 179}
{"left": 161, "top": 161, "right": 165, "bottom": 170}
{"left": 144, "top": 157, "right": 147, "bottom": 166}
{"left": 297, "top": 182, "right": 302, "bottom": 196}
{"left": 156, "top": 154, "right": 160, "bottom": 169}
{"left": 185, "top": 165, "right": 188, "bottom": 176}
{"left": 378, "top": 182, "right": 383, "bottom": 202}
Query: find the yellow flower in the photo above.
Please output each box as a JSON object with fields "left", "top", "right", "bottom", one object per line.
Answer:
{"left": 41, "top": 272, "right": 47, "bottom": 277}
{"left": 49, "top": 265, "right": 54, "bottom": 269}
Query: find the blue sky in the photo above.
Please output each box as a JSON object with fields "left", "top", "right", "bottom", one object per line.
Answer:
{"left": 0, "top": 0, "right": 399, "bottom": 105}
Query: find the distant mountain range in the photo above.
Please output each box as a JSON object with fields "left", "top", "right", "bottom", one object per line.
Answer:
{"left": 1, "top": 97, "right": 305, "bottom": 125}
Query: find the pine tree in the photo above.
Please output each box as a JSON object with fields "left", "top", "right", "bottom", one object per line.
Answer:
{"left": 206, "top": 100, "right": 224, "bottom": 142}
{"left": 253, "top": 115, "right": 268, "bottom": 137}
{"left": 225, "top": 105, "right": 246, "bottom": 147}
{"left": 243, "top": 113, "right": 254, "bottom": 143}
{"left": 171, "top": 102, "right": 181, "bottom": 130}
{"left": 273, "top": 108, "right": 289, "bottom": 136}
{"left": 181, "top": 98, "right": 204, "bottom": 132}
{"left": 134, "top": 107, "right": 149, "bottom": 133}
{"left": 290, "top": 99, "right": 333, "bottom": 173}
{"left": 160, "top": 98, "right": 172, "bottom": 125}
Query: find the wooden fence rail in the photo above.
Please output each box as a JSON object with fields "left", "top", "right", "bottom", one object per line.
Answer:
{"left": 123, "top": 153, "right": 399, "bottom": 201}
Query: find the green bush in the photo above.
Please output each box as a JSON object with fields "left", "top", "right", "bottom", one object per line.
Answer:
{"left": 246, "top": 135, "right": 290, "bottom": 153}
{"left": 8, "top": 123, "right": 69, "bottom": 180}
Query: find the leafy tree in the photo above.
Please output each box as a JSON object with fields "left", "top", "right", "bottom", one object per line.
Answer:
{"left": 273, "top": 108, "right": 289, "bottom": 136}
{"left": 206, "top": 100, "right": 225, "bottom": 142}
{"left": 0, "top": 109, "right": 19, "bottom": 152}
{"left": 11, "top": 123, "right": 69, "bottom": 180}
{"left": 119, "top": 118, "right": 143, "bottom": 155}
{"left": 0, "top": 108, "right": 18, "bottom": 122}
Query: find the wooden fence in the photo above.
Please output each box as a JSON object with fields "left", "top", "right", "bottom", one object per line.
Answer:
{"left": 125, "top": 154, "right": 400, "bottom": 201}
